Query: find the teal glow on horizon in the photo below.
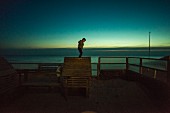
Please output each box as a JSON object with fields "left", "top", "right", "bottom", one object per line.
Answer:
{"left": 0, "top": 0, "right": 170, "bottom": 49}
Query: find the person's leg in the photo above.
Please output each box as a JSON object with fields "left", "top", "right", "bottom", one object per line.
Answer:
{"left": 79, "top": 50, "right": 82, "bottom": 57}
{"left": 78, "top": 48, "right": 83, "bottom": 58}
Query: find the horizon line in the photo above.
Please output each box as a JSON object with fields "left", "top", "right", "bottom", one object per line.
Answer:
{"left": 1, "top": 46, "right": 170, "bottom": 49}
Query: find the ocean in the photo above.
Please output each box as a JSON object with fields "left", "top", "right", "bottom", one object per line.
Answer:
{"left": 1, "top": 48, "right": 169, "bottom": 76}
{"left": 0, "top": 47, "right": 170, "bottom": 63}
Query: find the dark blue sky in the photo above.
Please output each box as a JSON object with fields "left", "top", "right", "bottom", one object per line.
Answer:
{"left": 0, "top": 0, "right": 170, "bottom": 48}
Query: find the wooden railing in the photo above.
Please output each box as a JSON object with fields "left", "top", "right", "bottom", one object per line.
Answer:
{"left": 98, "top": 57, "right": 169, "bottom": 84}
{"left": 10, "top": 62, "right": 98, "bottom": 77}
{"left": 10, "top": 57, "right": 169, "bottom": 84}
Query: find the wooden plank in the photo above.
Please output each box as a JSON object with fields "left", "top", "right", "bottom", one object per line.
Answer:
{"left": 62, "top": 57, "right": 91, "bottom": 77}
{"left": 22, "top": 82, "right": 61, "bottom": 87}
{"left": 38, "top": 63, "right": 59, "bottom": 72}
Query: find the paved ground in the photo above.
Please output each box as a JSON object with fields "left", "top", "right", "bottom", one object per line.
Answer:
{"left": 1, "top": 77, "right": 170, "bottom": 113}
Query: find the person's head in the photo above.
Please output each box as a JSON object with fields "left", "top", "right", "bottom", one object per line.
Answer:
{"left": 82, "top": 38, "right": 86, "bottom": 42}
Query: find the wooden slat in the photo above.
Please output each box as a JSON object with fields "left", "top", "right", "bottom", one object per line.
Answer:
{"left": 0, "top": 57, "right": 19, "bottom": 95}
{"left": 0, "top": 57, "right": 13, "bottom": 71}
{"left": 22, "top": 82, "right": 60, "bottom": 87}
{"left": 0, "top": 69, "right": 16, "bottom": 77}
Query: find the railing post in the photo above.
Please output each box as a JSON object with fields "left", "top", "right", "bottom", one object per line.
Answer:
{"left": 38, "top": 63, "right": 41, "bottom": 71}
{"left": 97, "top": 57, "right": 101, "bottom": 79}
{"left": 139, "top": 58, "right": 142, "bottom": 75}
{"left": 167, "top": 60, "right": 170, "bottom": 85}
{"left": 126, "top": 57, "right": 129, "bottom": 73}
{"left": 23, "top": 69, "right": 28, "bottom": 82}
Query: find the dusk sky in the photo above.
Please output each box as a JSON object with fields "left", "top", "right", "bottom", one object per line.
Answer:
{"left": 0, "top": 0, "right": 170, "bottom": 48}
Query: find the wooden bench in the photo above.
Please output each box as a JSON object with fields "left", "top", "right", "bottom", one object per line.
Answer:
{"left": 62, "top": 57, "right": 91, "bottom": 98}
{"left": 20, "top": 63, "right": 62, "bottom": 90}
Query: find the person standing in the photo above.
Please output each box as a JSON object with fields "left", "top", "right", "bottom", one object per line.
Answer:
{"left": 78, "top": 38, "right": 86, "bottom": 58}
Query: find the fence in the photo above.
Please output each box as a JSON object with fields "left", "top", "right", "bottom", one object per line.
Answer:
{"left": 10, "top": 57, "right": 169, "bottom": 83}
{"left": 98, "top": 57, "right": 169, "bottom": 83}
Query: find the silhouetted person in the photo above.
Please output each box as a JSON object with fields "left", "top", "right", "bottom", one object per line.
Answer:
{"left": 78, "top": 38, "right": 86, "bottom": 58}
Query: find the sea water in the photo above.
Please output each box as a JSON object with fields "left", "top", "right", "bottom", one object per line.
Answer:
{"left": 1, "top": 48, "right": 169, "bottom": 63}
{"left": 1, "top": 48, "right": 169, "bottom": 76}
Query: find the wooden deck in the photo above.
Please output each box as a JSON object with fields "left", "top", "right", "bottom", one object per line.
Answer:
{"left": 0, "top": 75, "right": 170, "bottom": 113}
{"left": 1, "top": 56, "right": 170, "bottom": 113}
